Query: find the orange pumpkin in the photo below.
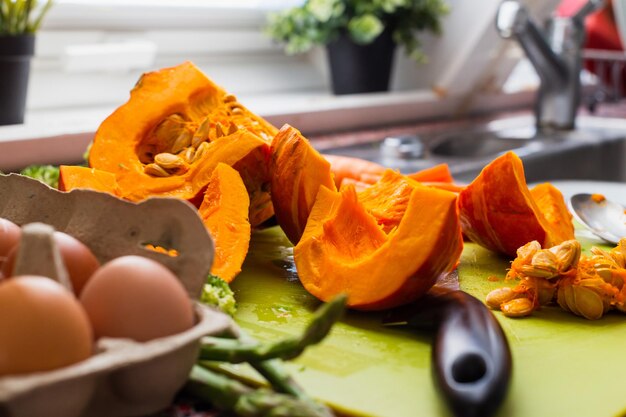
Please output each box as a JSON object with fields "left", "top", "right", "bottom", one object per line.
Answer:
{"left": 88, "top": 61, "right": 276, "bottom": 226}
{"left": 294, "top": 173, "right": 463, "bottom": 311}
{"left": 58, "top": 166, "right": 121, "bottom": 196}
{"left": 270, "top": 125, "right": 336, "bottom": 244}
{"left": 458, "top": 151, "right": 574, "bottom": 257}
{"left": 198, "top": 163, "right": 251, "bottom": 282}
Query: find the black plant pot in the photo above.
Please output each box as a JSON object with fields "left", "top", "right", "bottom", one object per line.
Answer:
{"left": 0, "top": 35, "right": 35, "bottom": 126}
{"left": 326, "top": 29, "right": 396, "bottom": 95}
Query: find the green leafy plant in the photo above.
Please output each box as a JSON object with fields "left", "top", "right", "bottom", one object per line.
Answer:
{"left": 266, "top": 0, "right": 448, "bottom": 62}
{"left": 0, "top": 0, "right": 53, "bottom": 36}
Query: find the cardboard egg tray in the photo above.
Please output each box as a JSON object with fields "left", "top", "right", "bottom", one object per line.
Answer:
{"left": 0, "top": 174, "right": 233, "bottom": 417}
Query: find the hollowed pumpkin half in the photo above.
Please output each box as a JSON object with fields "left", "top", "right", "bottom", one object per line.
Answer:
{"left": 89, "top": 61, "right": 276, "bottom": 226}
{"left": 458, "top": 151, "right": 574, "bottom": 257}
{"left": 270, "top": 124, "right": 336, "bottom": 244}
{"left": 198, "top": 163, "right": 251, "bottom": 282}
{"left": 294, "top": 178, "right": 463, "bottom": 311}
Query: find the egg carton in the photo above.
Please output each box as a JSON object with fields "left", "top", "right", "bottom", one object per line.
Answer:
{"left": 0, "top": 174, "right": 234, "bottom": 417}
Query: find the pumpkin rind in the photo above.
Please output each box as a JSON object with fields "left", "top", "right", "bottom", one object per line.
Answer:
{"left": 270, "top": 124, "right": 336, "bottom": 244}
{"left": 294, "top": 178, "right": 463, "bottom": 311}
{"left": 198, "top": 163, "right": 251, "bottom": 282}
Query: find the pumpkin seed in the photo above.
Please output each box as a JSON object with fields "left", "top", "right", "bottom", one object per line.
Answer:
{"left": 572, "top": 286, "right": 604, "bottom": 320}
{"left": 550, "top": 239, "right": 581, "bottom": 272}
{"left": 154, "top": 152, "right": 185, "bottom": 170}
{"left": 557, "top": 286, "right": 570, "bottom": 312}
{"left": 154, "top": 114, "right": 186, "bottom": 142}
{"left": 230, "top": 106, "right": 244, "bottom": 115}
{"left": 180, "top": 147, "right": 195, "bottom": 163}
{"left": 171, "top": 129, "right": 193, "bottom": 154}
{"left": 537, "top": 282, "right": 556, "bottom": 305}
{"left": 501, "top": 297, "right": 534, "bottom": 318}
{"left": 215, "top": 122, "right": 225, "bottom": 139}
{"left": 223, "top": 94, "right": 237, "bottom": 103}
{"left": 485, "top": 287, "right": 517, "bottom": 310}
{"left": 562, "top": 285, "right": 582, "bottom": 316}
{"left": 144, "top": 163, "right": 170, "bottom": 177}
{"left": 192, "top": 117, "right": 211, "bottom": 148}
{"left": 228, "top": 123, "right": 238, "bottom": 135}
{"left": 193, "top": 142, "right": 209, "bottom": 163}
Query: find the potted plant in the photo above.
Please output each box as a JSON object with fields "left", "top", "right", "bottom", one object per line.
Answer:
{"left": 266, "top": 0, "right": 448, "bottom": 95}
{"left": 0, "top": 0, "right": 53, "bottom": 126}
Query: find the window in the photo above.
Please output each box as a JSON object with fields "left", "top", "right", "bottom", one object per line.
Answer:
{"left": 22, "top": 0, "right": 547, "bottom": 137}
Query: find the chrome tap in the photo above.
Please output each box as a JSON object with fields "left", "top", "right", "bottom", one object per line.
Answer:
{"left": 496, "top": 0, "right": 604, "bottom": 130}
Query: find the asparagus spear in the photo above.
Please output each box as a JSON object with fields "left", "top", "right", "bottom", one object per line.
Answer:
{"left": 187, "top": 366, "right": 334, "bottom": 417}
{"left": 199, "top": 294, "right": 347, "bottom": 363}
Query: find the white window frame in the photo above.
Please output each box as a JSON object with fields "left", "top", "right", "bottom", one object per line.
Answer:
{"left": 0, "top": 0, "right": 557, "bottom": 171}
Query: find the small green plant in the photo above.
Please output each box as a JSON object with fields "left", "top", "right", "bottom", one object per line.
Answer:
{"left": 0, "top": 0, "right": 53, "bottom": 36}
{"left": 266, "top": 0, "right": 448, "bottom": 62}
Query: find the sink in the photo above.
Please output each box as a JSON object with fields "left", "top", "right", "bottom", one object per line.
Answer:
{"left": 430, "top": 132, "right": 529, "bottom": 158}
{"left": 322, "top": 115, "right": 626, "bottom": 184}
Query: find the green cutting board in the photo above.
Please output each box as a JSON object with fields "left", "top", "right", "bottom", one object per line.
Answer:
{"left": 230, "top": 227, "right": 626, "bottom": 417}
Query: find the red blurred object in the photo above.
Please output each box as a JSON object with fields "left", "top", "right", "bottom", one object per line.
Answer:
{"left": 558, "top": 0, "right": 626, "bottom": 95}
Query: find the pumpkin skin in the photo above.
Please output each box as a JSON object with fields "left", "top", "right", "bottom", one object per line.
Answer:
{"left": 198, "top": 163, "right": 251, "bottom": 282}
{"left": 88, "top": 61, "right": 276, "bottom": 226}
{"left": 270, "top": 124, "right": 336, "bottom": 245}
{"left": 294, "top": 175, "right": 463, "bottom": 311}
{"left": 458, "top": 151, "right": 574, "bottom": 257}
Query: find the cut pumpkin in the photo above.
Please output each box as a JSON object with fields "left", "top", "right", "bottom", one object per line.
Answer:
{"left": 88, "top": 61, "right": 276, "bottom": 226}
{"left": 458, "top": 151, "right": 574, "bottom": 257}
{"left": 198, "top": 163, "right": 251, "bottom": 282}
{"left": 58, "top": 166, "right": 121, "bottom": 196}
{"left": 270, "top": 125, "right": 336, "bottom": 244}
{"left": 294, "top": 176, "right": 463, "bottom": 311}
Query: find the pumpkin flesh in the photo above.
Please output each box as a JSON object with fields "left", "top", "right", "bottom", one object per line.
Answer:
{"left": 295, "top": 177, "right": 463, "bottom": 311}
{"left": 58, "top": 166, "right": 121, "bottom": 196}
{"left": 270, "top": 125, "right": 336, "bottom": 244}
{"left": 198, "top": 163, "right": 251, "bottom": 282}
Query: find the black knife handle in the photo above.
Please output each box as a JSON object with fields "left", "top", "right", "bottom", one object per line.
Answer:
{"left": 432, "top": 291, "right": 512, "bottom": 417}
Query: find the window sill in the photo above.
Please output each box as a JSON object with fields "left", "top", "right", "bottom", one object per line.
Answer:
{"left": 0, "top": 89, "right": 535, "bottom": 172}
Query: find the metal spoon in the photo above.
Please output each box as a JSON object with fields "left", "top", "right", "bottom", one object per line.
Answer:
{"left": 570, "top": 193, "right": 626, "bottom": 245}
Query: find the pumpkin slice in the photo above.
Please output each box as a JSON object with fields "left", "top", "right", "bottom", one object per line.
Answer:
{"left": 58, "top": 166, "right": 121, "bottom": 196}
{"left": 89, "top": 61, "right": 276, "bottom": 226}
{"left": 198, "top": 163, "right": 251, "bottom": 282}
{"left": 270, "top": 125, "right": 336, "bottom": 244}
{"left": 323, "top": 154, "right": 386, "bottom": 188}
{"left": 407, "top": 163, "right": 454, "bottom": 183}
{"left": 357, "top": 169, "right": 421, "bottom": 233}
{"left": 530, "top": 182, "right": 575, "bottom": 244}
{"left": 294, "top": 178, "right": 463, "bottom": 311}
{"left": 458, "top": 151, "right": 574, "bottom": 257}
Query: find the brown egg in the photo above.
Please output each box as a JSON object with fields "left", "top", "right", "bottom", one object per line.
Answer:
{"left": 79, "top": 255, "right": 194, "bottom": 342}
{"left": 2, "top": 231, "right": 100, "bottom": 295}
{"left": 0, "top": 275, "right": 93, "bottom": 376}
{"left": 0, "top": 218, "right": 21, "bottom": 274}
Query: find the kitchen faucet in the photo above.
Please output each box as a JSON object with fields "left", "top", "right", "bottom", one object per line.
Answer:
{"left": 495, "top": 0, "right": 604, "bottom": 131}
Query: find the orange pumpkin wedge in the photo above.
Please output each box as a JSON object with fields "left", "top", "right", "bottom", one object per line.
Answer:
{"left": 530, "top": 182, "right": 575, "bottom": 244}
{"left": 198, "top": 163, "right": 251, "bottom": 282}
{"left": 270, "top": 124, "right": 336, "bottom": 244}
{"left": 458, "top": 151, "right": 574, "bottom": 257}
{"left": 294, "top": 177, "right": 463, "bottom": 311}
{"left": 323, "top": 154, "right": 386, "bottom": 188}
{"left": 88, "top": 61, "right": 275, "bottom": 226}
{"left": 58, "top": 166, "right": 121, "bottom": 196}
